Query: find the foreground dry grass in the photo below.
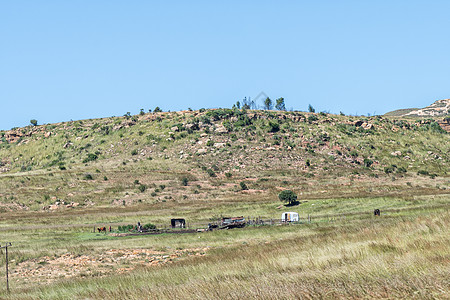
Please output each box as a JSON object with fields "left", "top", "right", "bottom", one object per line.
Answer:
{"left": 3, "top": 209, "right": 448, "bottom": 299}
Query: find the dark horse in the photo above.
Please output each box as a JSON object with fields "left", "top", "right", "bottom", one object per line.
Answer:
{"left": 374, "top": 209, "right": 381, "bottom": 216}
{"left": 97, "top": 227, "right": 106, "bottom": 233}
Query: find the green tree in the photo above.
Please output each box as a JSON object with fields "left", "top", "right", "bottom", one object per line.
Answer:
{"left": 139, "top": 109, "right": 145, "bottom": 116}
{"left": 308, "top": 104, "right": 315, "bottom": 113}
{"left": 264, "top": 97, "right": 273, "bottom": 110}
{"left": 278, "top": 190, "right": 297, "bottom": 205}
{"left": 236, "top": 101, "right": 240, "bottom": 109}
{"left": 275, "top": 98, "right": 286, "bottom": 111}
{"left": 153, "top": 107, "right": 162, "bottom": 113}
{"left": 30, "top": 119, "right": 38, "bottom": 126}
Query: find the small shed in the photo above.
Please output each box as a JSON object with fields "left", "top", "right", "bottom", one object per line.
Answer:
{"left": 282, "top": 212, "right": 299, "bottom": 222}
{"left": 171, "top": 218, "right": 186, "bottom": 228}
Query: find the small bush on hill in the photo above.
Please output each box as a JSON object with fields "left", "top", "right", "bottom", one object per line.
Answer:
{"left": 364, "top": 158, "right": 373, "bottom": 168}
{"left": 207, "top": 169, "right": 216, "bottom": 177}
{"left": 268, "top": 120, "right": 280, "bottom": 133}
{"left": 83, "top": 153, "right": 98, "bottom": 163}
{"left": 307, "top": 115, "right": 318, "bottom": 123}
{"left": 138, "top": 184, "right": 147, "bottom": 193}
{"left": 384, "top": 166, "right": 396, "bottom": 174}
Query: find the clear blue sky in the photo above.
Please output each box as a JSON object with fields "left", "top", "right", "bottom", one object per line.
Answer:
{"left": 1, "top": 1, "right": 450, "bottom": 130}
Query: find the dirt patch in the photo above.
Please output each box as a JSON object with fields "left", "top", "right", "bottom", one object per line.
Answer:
{"left": 11, "top": 247, "right": 209, "bottom": 284}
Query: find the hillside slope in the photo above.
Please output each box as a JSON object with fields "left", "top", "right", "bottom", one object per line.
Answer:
{"left": 0, "top": 109, "right": 449, "bottom": 212}
{"left": 385, "top": 99, "right": 450, "bottom": 117}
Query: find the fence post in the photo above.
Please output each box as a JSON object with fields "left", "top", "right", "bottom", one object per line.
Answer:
{"left": 1, "top": 242, "right": 12, "bottom": 293}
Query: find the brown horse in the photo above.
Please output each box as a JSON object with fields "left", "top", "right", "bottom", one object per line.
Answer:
{"left": 97, "top": 227, "right": 106, "bottom": 233}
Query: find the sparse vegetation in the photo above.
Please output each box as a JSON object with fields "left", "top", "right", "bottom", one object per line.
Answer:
{"left": 239, "top": 181, "right": 248, "bottom": 190}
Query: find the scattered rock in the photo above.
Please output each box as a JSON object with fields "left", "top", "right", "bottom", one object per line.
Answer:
{"left": 197, "top": 148, "right": 207, "bottom": 155}
{"left": 215, "top": 126, "right": 228, "bottom": 133}
{"left": 214, "top": 142, "right": 226, "bottom": 148}
{"left": 391, "top": 151, "right": 402, "bottom": 157}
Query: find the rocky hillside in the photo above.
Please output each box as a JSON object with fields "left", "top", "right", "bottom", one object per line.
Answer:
{"left": 0, "top": 108, "right": 448, "bottom": 211}
{"left": 385, "top": 99, "right": 450, "bottom": 117}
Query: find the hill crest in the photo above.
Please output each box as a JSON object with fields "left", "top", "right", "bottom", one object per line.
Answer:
{"left": 385, "top": 99, "right": 450, "bottom": 117}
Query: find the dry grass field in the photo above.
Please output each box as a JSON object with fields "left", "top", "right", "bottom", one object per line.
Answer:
{"left": 0, "top": 109, "right": 449, "bottom": 299}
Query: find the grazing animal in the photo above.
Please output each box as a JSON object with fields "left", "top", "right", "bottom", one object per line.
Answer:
{"left": 374, "top": 209, "right": 381, "bottom": 216}
{"left": 97, "top": 227, "right": 106, "bottom": 233}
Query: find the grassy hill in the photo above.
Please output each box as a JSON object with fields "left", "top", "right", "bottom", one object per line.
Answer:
{"left": 383, "top": 108, "right": 418, "bottom": 116}
{"left": 0, "top": 108, "right": 448, "bottom": 213}
{"left": 385, "top": 99, "right": 450, "bottom": 117}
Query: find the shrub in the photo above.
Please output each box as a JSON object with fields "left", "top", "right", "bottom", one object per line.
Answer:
{"left": 268, "top": 120, "right": 280, "bottom": 133}
{"left": 181, "top": 177, "right": 189, "bottom": 186}
{"left": 396, "top": 166, "right": 407, "bottom": 173}
{"left": 225, "top": 172, "right": 232, "bottom": 178}
{"left": 118, "top": 225, "right": 134, "bottom": 232}
{"left": 240, "top": 182, "right": 248, "bottom": 190}
{"left": 153, "top": 107, "right": 162, "bottom": 113}
{"left": 364, "top": 158, "right": 373, "bottom": 168}
{"left": 82, "top": 153, "right": 98, "bottom": 163}
{"left": 83, "top": 173, "right": 93, "bottom": 180}
{"left": 307, "top": 115, "right": 318, "bottom": 123}
{"left": 30, "top": 119, "right": 38, "bottom": 126}
{"left": 206, "top": 169, "right": 216, "bottom": 177}
{"left": 206, "top": 140, "right": 214, "bottom": 147}
{"left": 417, "top": 170, "right": 429, "bottom": 176}
{"left": 131, "top": 149, "right": 138, "bottom": 156}
{"left": 384, "top": 166, "right": 395, "bottom": 174}
{"left": 138, "top": 184, "right": 147, "bottom": 193}
{"left": 143, "top": 223, "right": 156, "bottom": 230}
{"left": 278, "top": 190, "right": 297, "bottom": 205}
{"left": 159, "top": 184, "right": 166, "bottom": 190}
{"left": 349, "top": 150, "right": 359, "bottom": 157}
